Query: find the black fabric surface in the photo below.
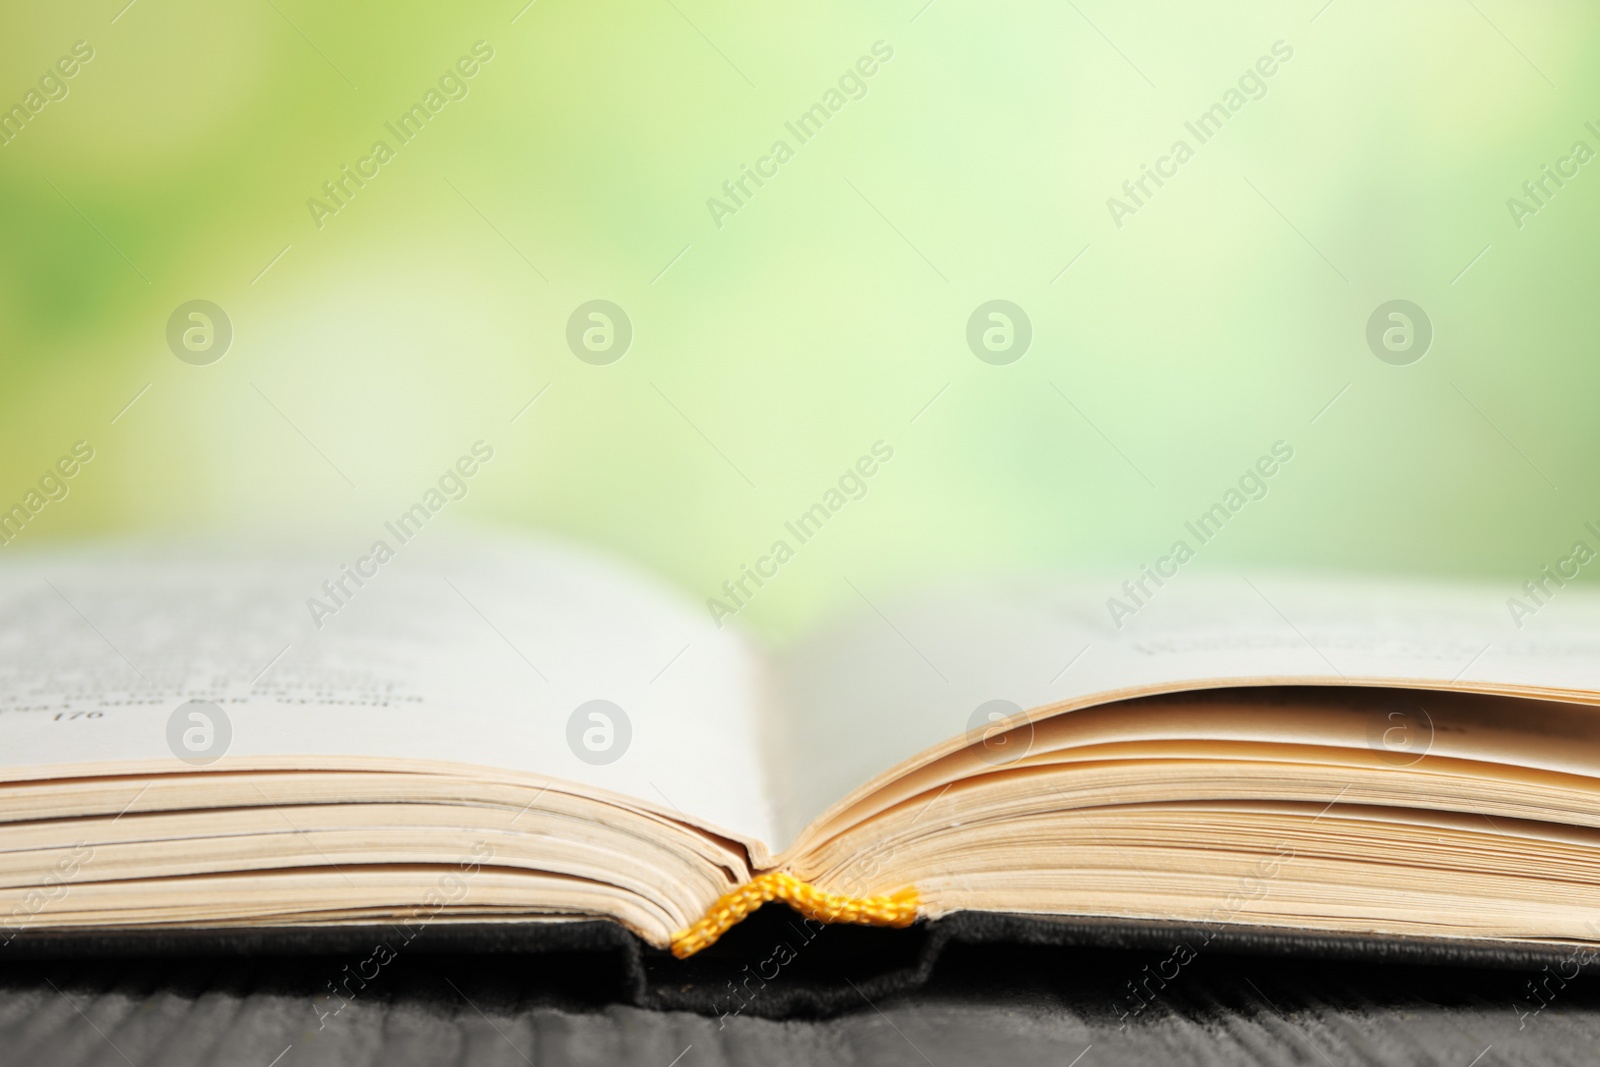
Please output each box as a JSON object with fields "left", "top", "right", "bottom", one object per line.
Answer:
{"left": 10, "top": 909, "right": 1599, "bottom": 1017}
{"left": 4, "top": 910, "right": 1600, "bottom": 1064}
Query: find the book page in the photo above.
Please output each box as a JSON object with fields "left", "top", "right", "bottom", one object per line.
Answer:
{"left": 770, "top": 572, "right": 1600, "bottom": 845}
{"left": 0, "top": 531, "right": 776, "bottom": 849}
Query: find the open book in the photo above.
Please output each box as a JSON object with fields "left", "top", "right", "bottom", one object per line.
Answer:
{"left": 4, "top": 532, "right": 1600, "bottom": 969}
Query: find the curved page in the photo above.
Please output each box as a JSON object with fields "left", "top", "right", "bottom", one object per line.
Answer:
{"left": 0, "top": 532, "right": 776, "bottom": 852}
{"left": 771, "top": 573, "right": 1600, "bottom": 847}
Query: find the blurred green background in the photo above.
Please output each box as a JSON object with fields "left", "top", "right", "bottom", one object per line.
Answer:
{"left": 1, "top": 0, "right": 1595, "bottom": 639}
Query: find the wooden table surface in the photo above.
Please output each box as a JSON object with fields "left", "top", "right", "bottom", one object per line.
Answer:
{"left": 1, "top": 937, "right": 1596, "bottom": 1066}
